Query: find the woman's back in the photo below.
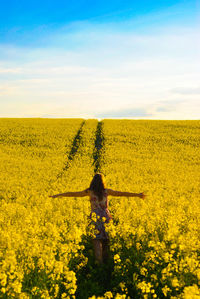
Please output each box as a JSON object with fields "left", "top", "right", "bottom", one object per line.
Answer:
{"left": 89, "top": 188, "right": 108, "bottom": 212}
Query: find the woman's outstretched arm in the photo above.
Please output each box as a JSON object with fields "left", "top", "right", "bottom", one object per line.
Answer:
{"left": 49, "top": 188, "right": 89, "bottom": 198}
{"left": 107, "top": 188, "right": 146, "bottom": 199}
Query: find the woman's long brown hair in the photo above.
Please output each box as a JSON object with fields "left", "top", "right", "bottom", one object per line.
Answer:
{"left": 88, "top": 173, "right": 106, "bottom": 201}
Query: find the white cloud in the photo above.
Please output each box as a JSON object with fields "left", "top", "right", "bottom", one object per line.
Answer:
{"left": 170, "top": 87, "right": 200, "bottom": 95}
{"left": 0, "top": 67, "right": 22, "bottom": 74}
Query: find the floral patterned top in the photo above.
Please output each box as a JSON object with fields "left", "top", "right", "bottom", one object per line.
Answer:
{"left": 88, "top": 188, "right": 112, "bottom": 239}
{"left": 90, "top": 189, "right": 108, "bottom": 210}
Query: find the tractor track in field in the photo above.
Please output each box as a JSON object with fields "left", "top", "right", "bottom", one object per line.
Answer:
{"left": 56, "top": 120, "right": 85, "bottom": 179}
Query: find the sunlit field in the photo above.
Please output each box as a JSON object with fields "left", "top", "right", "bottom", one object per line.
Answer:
{"left": 0, "top": 118, "right": 199, "bottom": 298}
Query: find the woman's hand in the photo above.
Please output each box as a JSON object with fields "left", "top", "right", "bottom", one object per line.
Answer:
{"left": 138, "top": 192, "right": 146, "bottom": 199}
{"left": 49, "top": 195, "right": 58, "bottom": 198}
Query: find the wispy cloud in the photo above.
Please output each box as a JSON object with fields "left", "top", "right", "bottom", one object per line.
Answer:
{"left": 152, "top": 99, "right": 185, "bottom": 113}
{"left": 148, "top": 99, "right": 200, "bottom": 120}
{"left": 95, "top": 108, "right": 152, "bottom": 119}
{"left": 0, "top": 67, "right": 22, "bottom": 74}
{"left": 170, "top": 87, "right": 200, "bottom": 95}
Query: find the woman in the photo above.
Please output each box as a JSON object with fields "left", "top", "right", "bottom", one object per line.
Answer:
{"left": 49, "top": 173, "right": 146, "bottom": 264}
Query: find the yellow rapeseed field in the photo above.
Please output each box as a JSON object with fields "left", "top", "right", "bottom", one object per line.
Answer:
{"left": 0, "top": 118, "right": 199, "bottom": 298}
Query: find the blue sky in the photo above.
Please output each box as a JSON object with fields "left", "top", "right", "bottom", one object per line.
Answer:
{"left": 0, "top": 0, "right": 199, "bottom": 119}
